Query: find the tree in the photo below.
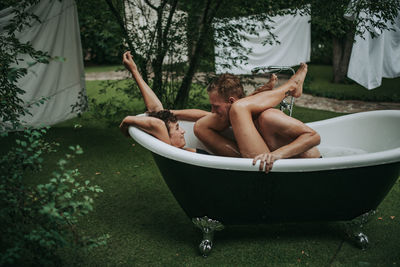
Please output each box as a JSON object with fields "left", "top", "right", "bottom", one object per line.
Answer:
{"left": 311, "top": 0, "right": 400, "bottom": 83}
{"left": 104, "top": 0, "right": 306, "bottom": 109}
{"left": 77, "top": 0, "right": 125, "bottom": 64}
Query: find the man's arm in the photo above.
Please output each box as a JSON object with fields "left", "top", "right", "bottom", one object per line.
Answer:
{"left": 194, "top": 114, "right": 241, "bottom": 157}
{"left": 171, "top": 109, "right": 211, "bottom": 122}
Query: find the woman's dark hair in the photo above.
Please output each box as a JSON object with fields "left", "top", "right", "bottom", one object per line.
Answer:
{"left": 147, "top": 109, "right": 177, "bottom": 132}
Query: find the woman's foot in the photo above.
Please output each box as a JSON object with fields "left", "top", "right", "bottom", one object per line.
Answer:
{"left": 251, "top": 74, "right": 278, "bottom": 95}
{"left": 289, "top": 63, "right": 307, "bottom": 98}
{"left": 267, "top": 73, "right": 278, "bottom": 90}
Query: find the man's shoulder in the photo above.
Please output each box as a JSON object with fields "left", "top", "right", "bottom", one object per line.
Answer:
{"left": 199, "top": 113, "right": 229, "bottom": 131}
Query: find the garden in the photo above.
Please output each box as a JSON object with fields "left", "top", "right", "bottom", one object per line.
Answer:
{"left": 1, "top": 0, "right": 400, "bottom": 266}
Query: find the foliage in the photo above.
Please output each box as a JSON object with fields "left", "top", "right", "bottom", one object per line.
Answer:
{"left": 1, "top": 1, "right": 108, "bottom": 265}
{"left": 309, "top": 0, "right": 400, "bottom": 82}
{"left": 102, "top": 0, "right": 311, "bottom": 109}
{"left": 311, "top": 0, "right": 400, "bottom": 41}
{"left": 0, "top": 129, "right": 108, "bottom": 266}
{"left": 0, "top": 0, "right": 51, "bottom": 131}
{"left": 88, "top": 78, "right": 209, "bottom": 126}
{"left": 89, "top": 79, "right": 142, "bottom": 126}
{"left": 310, "top": 21, "right": 333, "bottom": 65}
{"left": 76, "top": 0, "right": 125, "bottom": 64}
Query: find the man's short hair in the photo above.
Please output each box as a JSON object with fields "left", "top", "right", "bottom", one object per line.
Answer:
{"left": 147, "top": 109, "right": 177, "bottom": 133}
{"left": 207, "top": 73, "right": 245, "bottom": 101}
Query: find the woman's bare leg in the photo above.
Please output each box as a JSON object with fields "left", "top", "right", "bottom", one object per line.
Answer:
{"left": 229, "top": 64, "right": 308, "bottom": 158}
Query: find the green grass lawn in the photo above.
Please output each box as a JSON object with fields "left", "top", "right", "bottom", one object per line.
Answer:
{"left": 306, "top": 65, "right": 400, "bottom": 102}
{"left": 85, "top": 65, "right": 122, "bottom": 73}
{"left": 9, "top": 79, "right": 396, "bottom": 266}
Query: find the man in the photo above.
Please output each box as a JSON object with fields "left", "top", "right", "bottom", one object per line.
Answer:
{"left": 194, "top": 63, "right": 321, "bottom": 173}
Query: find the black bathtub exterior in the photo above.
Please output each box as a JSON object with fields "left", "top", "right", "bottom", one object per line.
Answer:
{"left": 152, "top": 153, "right": 400, "bottom": 225}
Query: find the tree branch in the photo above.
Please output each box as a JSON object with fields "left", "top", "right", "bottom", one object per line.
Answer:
{"left": 174, "top": 0, "right": 223, "bottom": 108}
{"left": 143, "top": 0, "right": 157, "bottom": 11}
{"left": 162, "top": 0, "right": 178, "bottom": 52}
{"left": 105, "top": 0, "right": 149, "bottom": 82}
{"left": 104, "top": 0, "right": 134, "bottom": 53}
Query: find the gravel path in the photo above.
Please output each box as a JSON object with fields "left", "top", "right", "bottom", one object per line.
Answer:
{"left": 85, "top": 71, "right": 400, "bottom": 114}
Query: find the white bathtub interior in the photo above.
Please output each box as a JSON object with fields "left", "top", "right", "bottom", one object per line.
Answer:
{"left": 180, "top": 110, "right": 400, "bottom": 158}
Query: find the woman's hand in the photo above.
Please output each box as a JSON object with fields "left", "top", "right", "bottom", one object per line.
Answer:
{"left": 252, "top": 152, "right": 282, "bottom": 173}
{"left": 119, "top": 118, "right": 130, "bottom": 137}
{"left": 122, "top": 51, "right": 138, "bottom": 73}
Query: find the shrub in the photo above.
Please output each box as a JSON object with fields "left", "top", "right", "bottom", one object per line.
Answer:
{"left": 0, "top": 128, "right": 108, "bottom": 266}
{"left": 1, "top": 1, "right": 108, "bottom": 265}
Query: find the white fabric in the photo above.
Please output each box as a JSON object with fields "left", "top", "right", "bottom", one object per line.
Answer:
{"left": 347, "top": 12, "right": 400, "bottom": 89}
{"left": 0, "top": 0, "right": 86, "bottom": 128}
{"left": 214, "top": 10, "right": 311, "bottom": 74}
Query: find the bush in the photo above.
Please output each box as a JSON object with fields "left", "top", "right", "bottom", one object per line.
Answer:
{"left": 1, "top": 2, "right": 109, "bottom": 265}
{"left": 87, "top": 78, "right": 210, "bottom": 127}
{"left": 0, "top": 128, "right": 108, "bottom": 266}
{"left": 0, "top": 128, "right": 108, "bottom": 265}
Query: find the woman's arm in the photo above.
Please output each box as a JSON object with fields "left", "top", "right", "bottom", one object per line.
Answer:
{"left": 122, "top": 51, "right": 163, "bottom": 112}
{"left": 119, "top": 115, "right": 170, "bottom": 144}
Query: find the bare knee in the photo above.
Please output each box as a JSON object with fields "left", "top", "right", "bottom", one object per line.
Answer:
{"left": 229, "top": 101, "right": 250, "bottom": 121}
{"left": 257, "top": 108, "right": 278, "bottom": 125}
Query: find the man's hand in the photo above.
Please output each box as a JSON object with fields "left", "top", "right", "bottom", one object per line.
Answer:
{"left": 122, "top": 51, "right": 138, "bottom": 73}
{"left": 252, "top": 152, "right": 282, "bottom": 173}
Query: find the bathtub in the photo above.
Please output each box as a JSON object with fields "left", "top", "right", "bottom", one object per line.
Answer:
{"left": 129, "top": 110, "right": 400, "bottom": 256}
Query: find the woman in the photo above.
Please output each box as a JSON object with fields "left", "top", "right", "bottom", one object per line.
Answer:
{"left": 119, "top": 51, "right": 208, "bottom": 152}
{"left": 119, "top": 51, "right": 298, "bottom": 154}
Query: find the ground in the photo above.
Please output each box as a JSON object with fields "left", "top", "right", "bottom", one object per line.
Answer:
{"left": 85, "top": 70, "right": 400, "bottom": 113}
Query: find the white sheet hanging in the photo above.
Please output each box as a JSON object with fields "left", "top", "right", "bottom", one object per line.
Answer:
{"left": 0, "top": 0, "right": 86, "bottom": 128}
{"left": 347, "top": 12, "right": 400, "bottom": 90}
{"left": 214, "top": 9, "right": 311, "bottom": 74}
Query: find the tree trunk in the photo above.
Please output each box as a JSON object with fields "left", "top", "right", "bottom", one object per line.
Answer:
{"left": 151, "top": 4, "right": 165, "bottom": 98}
{"left": 150, "top": 0, "right": 177, "bottom": 102}
{"left": 332, "top": 29, "right": 355, "bottom": 83}
{"left": 174, "top": 0, "right": 221, "bottom": 109}
{"left": 174, "top": 38, "right": 205, "bottom": 108}
{"left": 105, "top": 0, "right": 149, "bottom": 82}
{"left": 152, "top": 56, "right": 164, "bottom": 98}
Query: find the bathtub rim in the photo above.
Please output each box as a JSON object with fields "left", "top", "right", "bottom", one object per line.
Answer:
{"left": 128, "top": 110, "right": 400, "bottom": 173}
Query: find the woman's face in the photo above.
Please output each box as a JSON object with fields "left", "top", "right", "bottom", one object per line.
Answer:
{"left": 168, "top": 122, "right": 186, "bottom": 148}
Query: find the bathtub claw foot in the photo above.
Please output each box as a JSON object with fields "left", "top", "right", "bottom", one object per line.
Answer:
{"left": 344, "top": 210, "right": 375, "bottom": 250}
{"left": 192, "top": 216, "right": 224, "bottom": 257}
{"left": 352, "top": 232, "right": 369, "bottom": 250}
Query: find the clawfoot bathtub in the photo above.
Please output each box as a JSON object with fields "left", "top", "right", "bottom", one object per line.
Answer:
{"left": 129, "top": 110, "right": 400, "bottom": 256}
